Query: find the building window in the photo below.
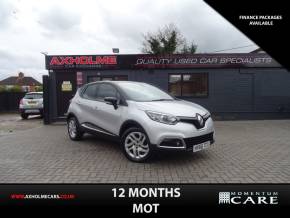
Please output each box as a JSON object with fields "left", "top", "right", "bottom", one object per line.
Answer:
{"left": 87, "top": 75, "right": 128, "bottom": 83}
{"left": 169, "top": 73, "right": 208, "bottom": 97}
{"left": 87, "top": 76, "right": 100, "bottom": 83}
{"left": 169, "top": 75, "right": 182, "bottom": 96}
{"left": 114, "top": 76, "right": 128, "bottom": 81}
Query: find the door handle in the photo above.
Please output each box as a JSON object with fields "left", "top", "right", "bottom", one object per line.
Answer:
{"left": 93, "top": 106, "right": 98, "bottom": 110}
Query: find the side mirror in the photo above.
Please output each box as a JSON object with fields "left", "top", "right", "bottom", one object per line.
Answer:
{"left": 104, "top": 97, "right": 118, "bottom": 109}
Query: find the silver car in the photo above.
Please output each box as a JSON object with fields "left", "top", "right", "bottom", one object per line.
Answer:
{"left": 19, "top": 92, "right": 43, "bottom": 119}
{"left": 67, "top": 81, "right": 215, "bottom": 162}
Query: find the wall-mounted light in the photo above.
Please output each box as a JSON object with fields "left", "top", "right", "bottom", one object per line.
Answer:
{"left": 112, "top": 48, "right": 119, "bottom": 53}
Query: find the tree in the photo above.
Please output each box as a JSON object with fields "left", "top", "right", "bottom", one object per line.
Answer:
{"left": 8, "top": 85, "right": 23, "bottom": 92}
{"left": 141, "top": 23, "right": 197, "bottom": 55}
{"left": 35, "top": 86, "right": 43, "bottom": 92}
{"left": 0, "top": 85, "right": 6, "bottom": 92}
{"left": 180, "top": 40, "right": 197, "bottom": 55}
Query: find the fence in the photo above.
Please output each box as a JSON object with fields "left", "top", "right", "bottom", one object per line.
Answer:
{"left": 0, "top": 92, "right": 26, "bottom": 112}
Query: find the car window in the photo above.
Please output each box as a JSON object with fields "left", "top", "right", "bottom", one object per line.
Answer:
{"left": 118, "top": 82, "right": 173, "bottom": 102}
{"left": 82, "top": 84, "right": 98, "bottom": 99}
{"left": 97, "top": 84, "right": 119, "bottom": 100}
{"left": 24, "top": 94, "right": 43, "bottom": 99}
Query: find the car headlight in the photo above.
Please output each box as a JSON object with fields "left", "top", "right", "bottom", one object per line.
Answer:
{"left": 145, "top": 111, "right": 179, "bottom": 125}
{"left": 203, "top": 112, "right": 211, "bottom": 119}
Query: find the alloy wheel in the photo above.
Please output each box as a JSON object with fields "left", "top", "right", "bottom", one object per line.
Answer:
{"left": 68, "top": 119, "right": 77, "bottom": 138}
{"left": 124, "top": 132, "right": 149, "bottom": 160}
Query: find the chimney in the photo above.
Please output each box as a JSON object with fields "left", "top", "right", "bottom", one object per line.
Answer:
{"left": 16, "top": 72, "right": 24, "bottom": 85}
{"left": 18, "top": 72, "right": 24, "bottom": 78}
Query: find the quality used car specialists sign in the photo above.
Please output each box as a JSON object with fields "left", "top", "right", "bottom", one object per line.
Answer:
{"left": 134, "top": 54, "right": 279, "bottom": 68}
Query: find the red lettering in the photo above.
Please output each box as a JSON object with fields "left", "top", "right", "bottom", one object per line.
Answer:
{"left": 95, "top": 56, "right": 117, "bottom": 64}
{"left": 108, "top": 56, "right": 117, "bottom": 64}
{"left": 88, "top": 56, "right": 94, "bottom": 64}
{"left": 79, "top": 56, "right": 87, "bottom": 65}
{"left": 60, "top": 57, "right": 71, "bottom": 65}
{"left": 49, "top": 56, "right": 117, "bottom": 66}
{"left": 95, "top": 56, "right": 108, "bottom": 64}
{"left": 71, "top": 57, "right": 80, "bottom": 65}
{"left": 50, "top": 57, "right": 61, "bottom": 65}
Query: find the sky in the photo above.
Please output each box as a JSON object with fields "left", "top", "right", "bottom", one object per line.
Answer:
{"left": 0, "top": 0, "right": 257, "bottom": 82}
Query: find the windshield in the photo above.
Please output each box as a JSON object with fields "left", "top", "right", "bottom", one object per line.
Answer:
{"left": 118, "top": 82, "right": 174, "bottom": 102}
{"left": 24, "top": 93, "right": 43, "bottom": 99}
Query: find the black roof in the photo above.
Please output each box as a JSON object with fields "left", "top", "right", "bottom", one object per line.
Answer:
{"left": 0, "top": 76, "right": 41, "bottom": 86}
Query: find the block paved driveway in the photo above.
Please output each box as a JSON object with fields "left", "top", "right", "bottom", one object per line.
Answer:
{"left": 0, "top": 117, "right": 290, "bottom": 183}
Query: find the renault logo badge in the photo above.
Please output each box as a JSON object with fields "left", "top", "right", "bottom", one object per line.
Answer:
{"left": 197, "top": 114, "right": 204, "bottom": 127}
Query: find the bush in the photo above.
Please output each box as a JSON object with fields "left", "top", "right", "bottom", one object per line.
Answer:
{"left": 8, "top": 85, "right": 23, "bottom": 92}
{"left": 35, "top": 86, "right": 43, "bottom": 92}
{"left": 0, "top": 85, "right": 6, "bottom": 92}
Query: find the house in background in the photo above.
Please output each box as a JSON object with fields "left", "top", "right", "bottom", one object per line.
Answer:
{"left": 0, "top": 72, "right": 42, "bottom": 92}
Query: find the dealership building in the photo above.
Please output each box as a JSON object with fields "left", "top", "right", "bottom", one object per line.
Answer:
{"left": 43, "top": 53, "right": 290, "bottom": 123}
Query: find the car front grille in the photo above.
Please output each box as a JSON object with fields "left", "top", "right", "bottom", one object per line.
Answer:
{"left": 178, "top": 114, "right": 210, "bottom": 129}
{"left": 184, "top": 132, "right": 214, "bottom": 150}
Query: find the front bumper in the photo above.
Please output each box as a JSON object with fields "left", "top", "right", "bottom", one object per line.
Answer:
{"left": 143, "top": 117, "right": 215, "bottom": 151}
{"left": 155, "top": 132, "right": 215, "bottom": 151}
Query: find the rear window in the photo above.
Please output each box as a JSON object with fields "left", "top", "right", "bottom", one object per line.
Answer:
{"left": 24, "top": 93, "right": 43, "bottom": 99}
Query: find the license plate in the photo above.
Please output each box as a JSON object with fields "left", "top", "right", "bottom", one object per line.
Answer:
{"left": 28, "top": 101, "right": 37, "bottom": 104}
{"left": 193, "top": 141, "right": 210, "bottom": 152}
{"left": 25, "top": 109, "right": 39, "bottom": 113}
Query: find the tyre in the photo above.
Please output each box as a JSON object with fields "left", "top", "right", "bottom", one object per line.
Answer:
{"left": 21, "top": 113, "right": 28, "bottom": 119}
{"left": 121, "top": 127, "right": 154, "bottom": 162}
{"left": 67, "top": 116, "right": 83, "bottom": 141}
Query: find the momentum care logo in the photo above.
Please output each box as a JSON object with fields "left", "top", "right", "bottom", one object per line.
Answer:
{"left": 218, "top": 191, "right": 278, "bottom": 205}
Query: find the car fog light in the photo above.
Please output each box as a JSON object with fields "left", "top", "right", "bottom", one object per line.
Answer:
{"left": 160, "top": 138, "right": 184, "bottom": 148}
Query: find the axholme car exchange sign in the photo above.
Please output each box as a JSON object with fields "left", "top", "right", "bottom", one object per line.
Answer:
{"left": 46, "top": 53, "right": 280, "bottom": 70}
